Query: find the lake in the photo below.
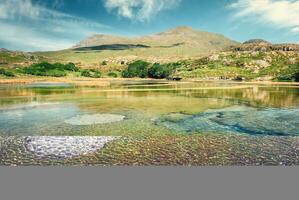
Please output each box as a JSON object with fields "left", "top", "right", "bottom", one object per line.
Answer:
{"left": 0, "top": 80, "right": 298, "bottom": 136}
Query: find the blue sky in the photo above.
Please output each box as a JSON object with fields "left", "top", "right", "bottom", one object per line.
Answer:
{"left": 0, "top": 0, "right": 298, "bottom": 51}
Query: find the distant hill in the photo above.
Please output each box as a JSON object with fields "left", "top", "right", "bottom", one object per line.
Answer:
{"left": 32, "top": 27, "right": 239, "bottom": 65}
{"left": 243, "top": 39, "right": 271, "bottom": 45}
{"left": 73, "top": 26, "right": 239, "bottom": 57}
{"left": 0, "top": 49, "right": 41, "bottom": 67}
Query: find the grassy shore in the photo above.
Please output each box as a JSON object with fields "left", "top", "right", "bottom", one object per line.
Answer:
{"left": 1, "top": 76, "right": 298, "bottom": 87}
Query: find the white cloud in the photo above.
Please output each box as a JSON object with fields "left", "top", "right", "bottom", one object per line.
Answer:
{"left": 229, "top": 0, "right": 299, "bottom": 34}
{"left": 103, "top": 0, "right": 181, "bottom": 21}
{"left": 292, "top": 27, "right": 299, "bottom": 33}
{"left": 0, "top": 0, "right": 110, "bottom": 51}
{"left": 0, "top": 21, "right": 74, "bottom": 51}
{"left": 0, "top": 0, "right": 71, "bottom": 20}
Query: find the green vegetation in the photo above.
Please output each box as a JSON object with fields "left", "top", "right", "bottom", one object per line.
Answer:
{"left": 107, "top": 71, "right": 118, "bottom": 78}
{"left": 121, "top": 53, "right": 295, "bottom": 81}
{"left": 81, "top": 69, "right": 101, "bottom": 78}
{"left": 22, "top": 62, "right": 78, "bottom": 77}
{"left": 122, "top": 60, "right": 180, "bottom": 79}
{"left": 0, "top": 52, "right": 28, "bottom": 64}
{"left": 122, "top": 60, "right": 150, "bottom": 78}
{"left": 276, "top": 63, "right": 299, "bottom": 81}
{"left": 101, "top": 60, "right": 108, "bottom": 65}
{"left": 173, "top": 51, "right": 299, "bottom": 81}
{"left": 1, "top": 46, "right": 298, "bottom": 82}
{"left": 63, "top": 62, "right": 79, "bottom": 71}
{"left": 0, "top": 68, "right": 15, "bottom": 77}
{"left": 148, "top": 63, "right": 180, "bottom": 79}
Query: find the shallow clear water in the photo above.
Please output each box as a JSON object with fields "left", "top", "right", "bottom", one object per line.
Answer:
{"left": 156, "top": 106, "right": 299, "bottom": 136}
{"left": 0, "top": 80, "right": 298, "bottom": 136}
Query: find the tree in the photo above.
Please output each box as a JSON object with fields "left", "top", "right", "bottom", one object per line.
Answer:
{"left": 122, "top": 60, "right": 150, "bottom": 78}
{"left": 81, "top": 69, "right": 101, "bottom": 78}
{"left": 148, "top": 63, "right": 173, "bottom": 79}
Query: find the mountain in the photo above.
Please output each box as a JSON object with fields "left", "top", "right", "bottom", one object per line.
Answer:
{"left": 33, "top": 27, "right": 239, "bottom": 65}
{"left": 73, "top": 26, "right": 239, "bottom": 54}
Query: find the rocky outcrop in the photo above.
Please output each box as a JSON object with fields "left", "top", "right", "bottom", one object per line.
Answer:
{"left": 232, "top": 43, "right": 299, "bottom": 52}
{"left": 243, "top": 39, "right": 271, "bottom": 45}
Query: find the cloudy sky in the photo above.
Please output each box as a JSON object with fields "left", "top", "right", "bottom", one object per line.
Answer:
{"left": 0, "top": 0, "right": 298, "bottom": 51}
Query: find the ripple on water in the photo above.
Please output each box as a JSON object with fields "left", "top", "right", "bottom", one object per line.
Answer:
{"left": 155, "top": 106, "right": 299, "bottom": 136}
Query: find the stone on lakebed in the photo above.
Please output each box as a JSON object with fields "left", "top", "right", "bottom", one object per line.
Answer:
{"left": 64, "top": 114, "right": 125, "bottom": 125}
{"left": 25, "top": 136, "right": 118, "bottom": 158}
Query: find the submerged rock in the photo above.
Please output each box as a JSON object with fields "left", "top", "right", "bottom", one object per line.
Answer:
{"left": 155, "top": 106, "right": 299, "bottom": 136}
{"left": 25, "top": 136, "right": 118, "bottom": 158}
{"left": 65, "top": 114, "right": 125, "bottom": 125}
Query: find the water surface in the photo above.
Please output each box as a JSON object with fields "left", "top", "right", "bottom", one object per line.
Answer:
{"left": 0, "top": 80, "right": 298, "bottom": 136}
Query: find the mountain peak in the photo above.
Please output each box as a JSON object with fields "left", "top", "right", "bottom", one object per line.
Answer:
{"left": 159, "top": 26, "right": 199, "bottom": 35}
{"left": 172, "top": 26, "right": 195, "bottom": 31}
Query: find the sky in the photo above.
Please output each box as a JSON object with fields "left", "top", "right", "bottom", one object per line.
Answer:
{"left": 0, "top": 0, "right": 298, "bottom": 51}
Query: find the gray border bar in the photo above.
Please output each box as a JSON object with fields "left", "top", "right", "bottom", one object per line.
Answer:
{"left": 0, "top": 167, "right": 298, "bottom": 200}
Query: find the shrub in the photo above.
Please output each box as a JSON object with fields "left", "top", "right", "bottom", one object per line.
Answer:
{"left": 122, "top": 60, "right": 150, "bottom": 78}
{"left": 292, "top": 63, "right": 299, "bottom": 82}
{"left": 276, "top": 63, "right": 299, "bottom": 82}
{"left": 45, "top": 69, "right": 67, "bottom": 77}
{"left": 64, "top": 62, "right": 79, "bottom": 71}
{"left": 294, "top": 71, "right": 299, "bottom": 82}
{"left": 52, "top": 63, "right": 65, "bottom": 70}
{"left": 81, "top": 70, "right": 91, "bottom": 77}
{"left": 23, "top": 62, "right": 78, "bottom": 77}
{"left": 148, "top": 63, "right": 172, "bottom": 79}
{"left": 93, "top": 71, "right": 101, "bottom": 78}
{"left": 0, "top": 68, "right": 15, "bottom": 77}
{"left": 81, "top": 69, "right": 101, "bottom": 78}
{"left": 232, "top": 76, "right": 244, "bottom": 81}
{"left": 107, "top": 72, "right": 118, "bottom": 78}
{"left": 101, "top": 61, "right": 108, "bottom": 65}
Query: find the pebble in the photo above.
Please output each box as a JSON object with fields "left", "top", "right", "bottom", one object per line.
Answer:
{"left": 24, "top": 136, "right": 118, "bottom": 158}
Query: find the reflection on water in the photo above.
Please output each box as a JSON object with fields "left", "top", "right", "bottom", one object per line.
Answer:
{"left": 0, "top": 81, "right": 298, "bottom": 136}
